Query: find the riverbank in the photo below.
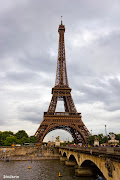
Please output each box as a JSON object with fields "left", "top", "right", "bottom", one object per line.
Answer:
{"left": 0, "top": 155, "right": 60, "bottom": 161}
{"left": 0, "top": 146, "right": 60, "bottom": 161}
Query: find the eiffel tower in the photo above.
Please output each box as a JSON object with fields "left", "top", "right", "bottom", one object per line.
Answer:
{"left": 35, "top": 18, "right": 90, "bottom": 144}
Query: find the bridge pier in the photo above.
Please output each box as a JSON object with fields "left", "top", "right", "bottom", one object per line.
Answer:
{"left": 75, "top": 167, "right": 93, "bottom": 177}
{"left": 60, "top": 156, "right": 67, "bottom": 162}
{"left": 65, "top": 160, "right": 77, "bottom": 166}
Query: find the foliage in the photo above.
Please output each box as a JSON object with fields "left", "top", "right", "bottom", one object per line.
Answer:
{"left": 15, "top": 130, "right": 28, "bottom": 139}
{"left": 0, "top": 130, "right": 119, "bottom": 146}
{"left": 4, "top": 136, "right": 19, "bottom": 146}
{"left": 29, "top": 136, "right": 37, "bottom": 143}
{"left": 88, "top": 135, "right": 95, "bottom": 145}
{"left": 0, "top": 130, "right": 37, "bottom": 146}
{"left": 116, "top": 134, "right": 120, "bottom": 141}
{"left": 88, "top": 132, "right": 120, "bottom": 145}
{"left": 0, "top": 131, "right": 14, "bottom": 145}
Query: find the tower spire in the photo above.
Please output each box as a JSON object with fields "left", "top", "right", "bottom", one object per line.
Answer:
{"left": 55, "top": 18, "right": 69, "bottom": 87}
{"left": 61, "top": 16, "right": 63, "bottom": 24}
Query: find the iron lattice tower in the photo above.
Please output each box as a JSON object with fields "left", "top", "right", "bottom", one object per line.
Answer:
{"left": 35, "top": 19, "right": 90, "bottom": 144}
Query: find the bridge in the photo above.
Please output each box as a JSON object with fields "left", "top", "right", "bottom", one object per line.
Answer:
{"left": 59, "top": 146, "right": 120, "bottom": 180}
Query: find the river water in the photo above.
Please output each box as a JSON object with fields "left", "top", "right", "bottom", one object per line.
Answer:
{"left": 0, "top": 160, "right": 97, "bottom": 180}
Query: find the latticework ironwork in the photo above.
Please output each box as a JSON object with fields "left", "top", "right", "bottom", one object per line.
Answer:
{"left": 35, "top": 19, "right": 90, "bottom": 144}
{"left": 55, "top": 21, "right": 68, "bottom": 87}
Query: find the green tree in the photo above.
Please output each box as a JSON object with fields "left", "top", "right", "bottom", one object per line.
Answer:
{"left": 0, "top": 131, "right": 14, "bottom": 145}
{"left": 20, "top": 136, "right": 29, "bottom": 144}
{"left": 15, "top": 130, "right": 28, "bottom": 139}
{"left": 116, "top": 134, "right": 120, "bottom": 141}
{"left": 4, "top": 136, "right": 19, "bottom": 146}
{"left": 0, "top": 131, "right": 3, "bottom": 145}
{"left": 29, "top": 136, "right": 37, "bottom": 143}
{"left": 98, "top": 134, "right": 104, "bottom": 144}
{"left": 2, "top": 131, "right": 14, "bottom": 140}
{"left": 88, "top": 135, "right": 96, "bottom": 145}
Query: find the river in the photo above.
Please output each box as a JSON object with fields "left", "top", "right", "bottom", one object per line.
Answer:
{"left": 0, "top": 160, "right": 97, "bottom": 180}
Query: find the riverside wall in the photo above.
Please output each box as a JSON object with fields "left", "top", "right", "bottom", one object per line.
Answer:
{"left": 0, "top": 146, "right": 60, "bottom": 161}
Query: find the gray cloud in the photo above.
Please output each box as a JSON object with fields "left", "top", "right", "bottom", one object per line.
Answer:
{"left": 72, "top": 77, "right": 120, "bottom": 111}
{"left": 0, "top": 0, "right": 120, "bottom": 137}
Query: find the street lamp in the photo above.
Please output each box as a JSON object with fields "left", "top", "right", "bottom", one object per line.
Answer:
{"left": 91, "top": 130, "right": 92, "bottom": 136}
{"left": 52, "top": 136, "right": 54, "bottom": 142}
{"left": 105, "top": 125, "right": 108, "bottom": 143}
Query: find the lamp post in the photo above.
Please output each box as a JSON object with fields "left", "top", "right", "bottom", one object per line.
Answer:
{"left": 105, "top": 125, "right": 108, "bottom": 144}
{"left": 91, "top": 130, "right": 92, "bottom": 136}
{"left": 52, "top": 136, "right": 54, "bottom": 142}
{"left": 90, "top": 130, "right": 92, "bottom": 146}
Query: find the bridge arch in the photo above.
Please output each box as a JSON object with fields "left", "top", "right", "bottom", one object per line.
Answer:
{"left": 68, "top": 153, "right": 79, "bottom": 165}
{"left": 80, "top": 158, "right": 107, "bottom": 179}
{"left": 81, "top": 159, "right": 106, "bottom": 178}
{"left": 59, "top": 151, "right": 62, "bottom": 155}
{"left": 63, "top": 152, "right": 67, "bottom": 157}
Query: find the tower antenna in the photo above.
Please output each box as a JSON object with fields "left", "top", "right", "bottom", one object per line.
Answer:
{"left": 61, "top": 16, "right": 63, "bottom": 24}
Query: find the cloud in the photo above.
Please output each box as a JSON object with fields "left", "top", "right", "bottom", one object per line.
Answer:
{"left": 0, "top": 0, "right": 120, "bottom": 139}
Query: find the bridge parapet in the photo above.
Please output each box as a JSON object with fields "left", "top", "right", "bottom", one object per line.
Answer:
{"left": 60, "top": 146, "right": 120, "bottom": 158}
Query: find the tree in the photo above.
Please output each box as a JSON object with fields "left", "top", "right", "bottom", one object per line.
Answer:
{"left": 4, "top": 136, "right": 19, "bottom": 146}
{"left": 88, "top": 135, "right": 96, "bottom": 146}
{"left": 0, "top": 131, "right": 3, "bottom": 145}
{"left": 0, "top": 131, "right": 14, "bottom": 146}
{"left": 15, "top": 130, "right": 28, "bottom": 139}
{"left": 2, "top": 131, "right": 14, "bottom": 140}
{"left": 116, "top": 134, "right": 120, "bottom": 141}
{"left": 29, "top": 136, "right": 37, "bottom": 143}
{"left": 20, "top": 136, "right": 29, "bottom": 144}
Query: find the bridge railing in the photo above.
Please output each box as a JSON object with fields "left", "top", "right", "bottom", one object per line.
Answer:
{"left": 60, "top": 145, "right": 120, "bottom": 156}
{"left": 114, "top": 147, "right": 120, "bottom": 154}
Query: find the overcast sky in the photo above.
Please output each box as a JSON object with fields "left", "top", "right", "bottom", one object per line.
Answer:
{"left": 0, "top": 0, "right": 120, "bottom": 141}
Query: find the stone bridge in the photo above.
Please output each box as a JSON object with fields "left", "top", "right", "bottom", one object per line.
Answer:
{"left": 59, "top": 146, "right": 120, "bottom": 180}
